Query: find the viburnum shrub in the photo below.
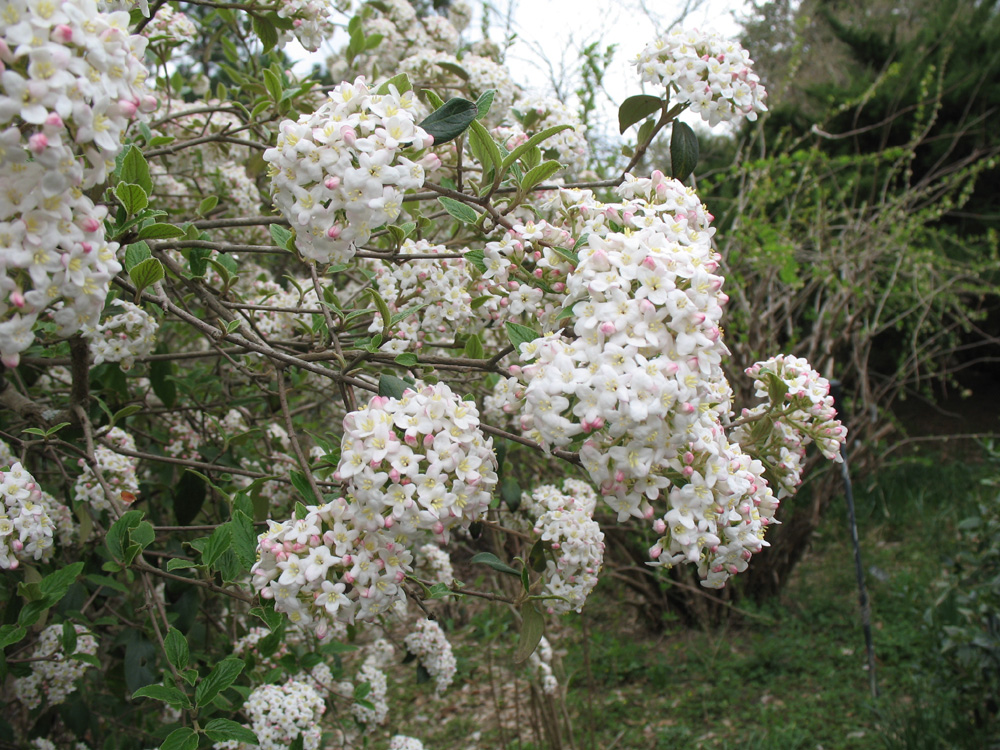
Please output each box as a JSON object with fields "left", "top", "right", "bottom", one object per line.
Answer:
{"left": 0, "top": 3, "right": 845, "bottom": 748}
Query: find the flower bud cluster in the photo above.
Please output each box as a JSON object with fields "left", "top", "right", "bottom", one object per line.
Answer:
{"left": 527, "top": 636, "right": 558, "bottom": 695}
{"left": 83, "top": 299, "right": 158, "bottom": 371}
{"left": 14, "top": 624, "right": 98, "bottom": 709}
{"left": 526, "top": 484, "right": 605, "bottom": 613}
{"left": 214, "top": 680, "right": 324, "bottom": 750}
{"left": 0, "top": 0, "right": 154, "bottom": 366}
{"left": 245, "top": 277, "right": 321, "bottom": 341}
{"left": 1, "top": 462, "right": 72, "bottom": 569}
{"left": 232, "top": 627, "right": 290, "bottom": 674}
{"left": 635, "top": 27, "right": 767, "bottom": 127}
{"left": 403, "top": 618, "right": 456, "bottom": 694}
{"left": 74, "top": 427, "right": 140, "bottom": 511}
{"left": 733, "top": 355, "right": 847, "bottom": 497}
{"left": 390, "top": 737, "right": 426, "bottom": 750}
{"left": 265, "top": 78, "right": 433, "bottom": 265}
{"left": 367, "top": 239, "right": 486, "bottom": 354}
{"left": 515, "top": 172, "right": 794, "bottom": 587}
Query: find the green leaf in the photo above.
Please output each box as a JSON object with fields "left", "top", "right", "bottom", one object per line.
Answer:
{"left": 166, "top": 559, "right": 197, "bottom": 571}
{"left": 164, "top": 627, "right": 189, "bottom": 670}
{"left": 287, "top": 470, "right": 317, "bottom": 505}
{"left": 121, "top": 146, "right": 153, "bottom": 195}
{"left": 463, "top": 334, "right": 485, "bottom": 360}
{"left": 195, "top": 657, "right": 245, "bottom": 708}
{"left": 263, "top": 68, "right": 282, "bottom": 101}
{"left": 519, "top": 160, "right": 562, "bottom": 193}
{"left": 618, "top": 94, "right": 663, "bottom": 134}
{"left": 115, "top": 182, "right": 148, "bottom": 215}
{"left": 501, "top": 476, "right": 521, "bottom": 512}
{"left": 129, "top": 258, "right": 165, "bottom": 298}
{"left": 0, "top": 625, "right": 27, "bottom": 650}
{"left": 469, "top": 551, "right": 520, "bottom": 577}
{"left": 464, "top": 250, "right": 487, "bottom": 273}
{"left": 364, "top": 287, "right": 392, "bottom": 331}
{"left": 419, "top": 97, "right": 479, "bottom": 144}
{"left": 504, "top": 322, "right": 540, "bottom": 351}
{"left": 136, "top": 223, "right": 185, "bottom": 240}
{"left": 110, "top": 404, "right": 142, "bottom": 428}
{"left": 251, "top": 14, "right": 278, "bottom": 53}
{"left": 201, "top": 524, "right": 233, "bottom": 569}
{"left": 376, "top": 72, "right": 412, "bottom": 96}
{"left": 230, "top": 511, "right": 257, "bottom": 569}
{"left": 514, "top": 601, "right": 545, "bottom": 663}
{"left": 476, "top": 89, "right": 496, "bottom": 119}
{"left": 160, "top": 727, "right": 198, "bottom": 750}
{"left": 150, "top": 356, "right": 176, "bottom": 408}
{"left": 394, "top": 352, "right": 418, "bottom": 367}
{"left": 124, "top": 241, "right": 152, "bottom": 272}
{"left": 436, "top": 60, "right": 469, "bottom": 80}
{"left": 670, "top": 120, "right": 699, "bottom": 182}
{"left": 204, "top": 718, "right": 259, "bottom": 744}
{"left": 379, "top": 374, "right": 411, "bottom": 400}
{"left": 501, "top": 125, "right": 573, "bottom": 172}
{"left": 198, "top": 195, "right": 219, "bottom": 215}
{"left": 467, "top": 119, "right": 502, "bottom": 176}
{"left": 132, "top": 684, "right": 192, "bottom": 710}
{"left": 438, "top": 196, "right": 480, "bottom": 224}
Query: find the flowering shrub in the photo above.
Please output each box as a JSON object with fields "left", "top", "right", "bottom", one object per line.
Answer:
{"left": 0, "top": 1, "right": 851, "bottom": 747}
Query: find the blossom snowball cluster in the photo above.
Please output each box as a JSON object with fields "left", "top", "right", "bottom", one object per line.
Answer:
{"left": 0, "top": 0, "right": 154, "bottom": 366}
{"left": 264, "top": 78, "right": 436, "bottom": 265}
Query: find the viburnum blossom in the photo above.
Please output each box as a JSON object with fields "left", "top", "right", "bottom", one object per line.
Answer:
{"left": 526, "top": 484, "right": 605, "bottom": 613}
{"left": 732, "top": 354, "right": 847, "bottom": 497}
{"left": 14, "top": 624, "right": 98, "bottom": 709}
{"left": 635, "top": 27, "right": 768, "bottom": 126}
{"left": 389, "top": 737, "right": 426, "bottom": 750}
{"left": 0, "top": 0, "right": 154, "bottom": 366}
{"left": 352, "top": 656, "right": 389, "bottom": 726}
{"left": 1, "top": 461, "right": 73, "bottom": 569}
{"left": 403, "top": 618, "right": 457, "bottom": 694}
{"left": 528, "top": 636, "right": 559, "bottom": 695}
{"left": 335, "top": 381, "right": 498, "bottom": 541}
{"left": 367, "top": 239, "right": 487, "bottom": 354}
{"left": 274, "top": 0, "right": 339, "bottom": 52}
{"left": 510, "top": 171, "right": 844, "bottom": 588}
{"left": 74, "top": 427, "right": 140, "bottom": 511}
{"left": 83, "top": 299, "right": 158, "bottom": 370}
{"left": 213, "top": 680, "right": 324, "bottom": 750}
{"left": 264, "top": 78, "right": 435, "bottom": 265}
{"left": 412, "top": 542, "right": 454, "bottom": 585}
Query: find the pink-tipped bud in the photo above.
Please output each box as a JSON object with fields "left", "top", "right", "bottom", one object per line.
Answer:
{"left": 45, "top": 112, "right": 64, "bottom": 128}
{"left": 326, "top": 224, "right": 342, "bottom": 239}
{"left": 28, "top": 133, "right": 47, "bottom": 153}
{"left": 653, "top": 519, "right": 666, "bottom": 535}
{"left": 52, "top": 24, "right": 73, "bottom": 42}
{"left": 341, "top": 126, "right": 356, "bottom": 145}
{"left": 11, "top": 291, "right": 25, "bottom": 308}
{"left": 81, "top": 217, "right": 101, "bottom": 233}
{"left": 324, "top": 175, "right": 341, "bottom": 190}
{"left": 118, "top": 99, "right": 138, "bottom": 118}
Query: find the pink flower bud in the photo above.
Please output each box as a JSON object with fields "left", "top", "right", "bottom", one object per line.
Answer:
{"left": 81, "top": 217, "right": 101, "bottom": 233}
{"left": 118, "top": 99, "right": 138, "bottom": 118}
{"left": 324, "top": 175, "right": 341, "bottom": 190}
{"left": 45, "top": 112, "right": 64, "bottom": 128}
{"left": 29, "top": 133, "right": 48, "bottom": 153}
{"left": 327, "top": 224, "right": 342, "bottom": 239}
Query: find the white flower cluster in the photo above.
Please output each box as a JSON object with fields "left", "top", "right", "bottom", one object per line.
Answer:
{"left": 367, "top": 239, "right": 486, "bottom": 354}
{"left": 83, "top": 299, "right": 157, "bottom": 370}
{"left": 403, "top": 618, "right": 456, "bottom": 694}
{"left": 527, "top": 636, "right": 558, "bottom": 695}
{"left": 501, "top": 96, "right": 588, "bottom": 175}
{"left": 516, "top": 172, "right": 795, "bottom": 588}
{"left": 335, "top": 382, "right": 498, "bottom": 540}
{"left": 142, "top": 5, "right": 197, "bottom": 43}
{"left": 214, "top": 680, "right": 324, "bottom": 750}
{"left": 244, "top": 277, "right": 320, "bottom": 340}
{"left": 1, "top": 462, "right": 72, "bottom": 569}
{"left": 389, "top": 737, "right": 426, "bottom": 750}
{"left": 0, "top": 0, "right": 154, "bottom": 367}
{"left": 733, "top": 354, "right": 847, "bottom": 497}
{"left": 352, "top": 658, "right": 389, "bottom": 726}
{"left": 275, "top": 0, "right": 338, "bottom": 53}
{"left": 74, "top": 427, "right": 140, "bottom": 511}
{"left": 524, "top": 483, "right": 604, "bottom": 613}
{"left": 413, "top": 542, "right": 454, "bottom": 585}
{"left": 635, "top": 27, "right": 768, "bottom": 127}
{"left": 14, "top": 624, "right": 98, "bottom": 709}
{"left": 265, "top": 78, "right": 434, "bottom": 265}
{"left": 253, "top": 383, "right": 497, "bottom": 635}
